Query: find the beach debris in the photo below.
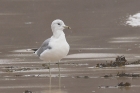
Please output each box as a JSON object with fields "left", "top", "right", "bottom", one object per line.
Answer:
{"left": 102, "top": 72, "right": 140, "bottom": 78}
{"left": 5, "top": 69, "right": 13, "bottom": 72}
{"left": 118, "top": 82, "right": 131, "bottom": 86}
{"left": 126, "top": 13, "right": 140, "bottom": 27}
{"left": 96, "top": 56, "right": 127, "bottom": 67}
{"left": 42, "top": 64, "right": 50, "bottom": 69}
{"left": 75, "top": 76, "right": 90, "bottom": 79}
{"left": 116, "top": 55, "right": 127, "bottom": 62}
{"left": 5, "top": 66, "right": 43, "bottom": 72}
{"left": 96, "top": 55, "right": 140, "bottom": 68}
{"left": 117, "top": 72, "right": 130, "bottom": 77}
{"left": 117, "top": 72, "right": 140, "bottom": 77}
{"left": 98, "top": 82, "right": 131, "bottom": 89}
{"left": 76, "top": 76, "right": 81, "bottom": 78}
{"left": 5, "top": 66, "right": 15, "bottom": 69}
{"left": 24, "top": 90, "right": 32, "bottom": 93}
{"left": 84, "top": 76, "right": 90, "bottom": 79}
{"left": 130, "top": 60, "right": 140, "bottom": 64}
{"left": 55, "top": 62, "right": 76, "bottom": 65}
{"left": 15, "top": 74, "right": 23, "bottom": 77}
{"left": 103, "top": 74, "right": 113, "bottom": 78}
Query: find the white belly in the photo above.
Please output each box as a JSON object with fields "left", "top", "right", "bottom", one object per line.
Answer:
{"left": 40, "top": 41, "right": 69, "bottom": 62}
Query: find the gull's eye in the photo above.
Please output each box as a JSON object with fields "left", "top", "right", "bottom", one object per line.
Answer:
{"left": 57, "top": 23, "right": 61, "bottom": 25}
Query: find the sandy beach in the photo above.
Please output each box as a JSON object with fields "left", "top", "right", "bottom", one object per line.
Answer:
{"left": 0, "top": 0, "right": 140, "bottom": 93}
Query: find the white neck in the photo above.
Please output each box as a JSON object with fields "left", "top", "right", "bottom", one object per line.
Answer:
{"left": 52, "top": 30, "right": 65, "bottom": 38}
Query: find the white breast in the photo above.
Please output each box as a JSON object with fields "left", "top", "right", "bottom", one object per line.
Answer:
{"left": 40, "top": 34, "right": 70, "bottom": 62}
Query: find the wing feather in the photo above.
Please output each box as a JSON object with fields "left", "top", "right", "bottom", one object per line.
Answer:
{"left": 35, "top": 38, "right": 51, "bottom": 56}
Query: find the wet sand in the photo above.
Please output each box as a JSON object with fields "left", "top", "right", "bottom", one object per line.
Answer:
{"left": 0, "top": 0, "right": 140, "bottom": 93}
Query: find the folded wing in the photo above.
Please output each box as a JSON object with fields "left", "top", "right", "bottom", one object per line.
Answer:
{"left": 35, "top": 38, "right": 51, "bottom": 56}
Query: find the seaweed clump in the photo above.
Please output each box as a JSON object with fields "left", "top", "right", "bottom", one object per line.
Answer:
{"left": 118, "top": 82, "right": 131, "bottom": 86}
{"left": 102, "top": 72, "right": 140, "bottom": 78}
{"left": 24, "top": 90, "right": 32, "bottom": 93}
{"left": 130, "top": 60, "right": 140, "bottom": 64}
{"left": 5, "top": 67, "right": 32, "bottom": 72}
{"left": 117, "top": 72, "right": 140, "bottom": 77}
{"left": 76, "top": 76, "right": 90, "bottom": 79}
{"left": 96, "top": 56, "right": 127, "bottom": 67}
{"left": 103, "top": 74, "right": 113, "bottom": 78}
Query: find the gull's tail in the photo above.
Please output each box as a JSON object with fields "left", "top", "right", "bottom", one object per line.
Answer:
{"left": 31, "top": 48, "right": 38, "bottom": 52}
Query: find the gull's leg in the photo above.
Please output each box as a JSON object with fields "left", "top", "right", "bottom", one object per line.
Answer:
{"left": 49, "top": 63, "right": 51, "bottom": 78}
{"left": 58, "top": 60, "right": 61, "bottom": 88}
{"left": 58, "top": 61, "right": 60, "bottom": 77}
{"left": 49, "top": 62, "right": 52, "bottom": 93}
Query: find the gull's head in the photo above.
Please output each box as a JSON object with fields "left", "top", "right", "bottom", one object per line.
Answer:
{"left": 51, "top": 19, "right": 71, "bottom": 31}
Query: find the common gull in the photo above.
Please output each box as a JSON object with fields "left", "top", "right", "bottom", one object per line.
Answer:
{"left": 32, "top": 19, "right": 71, "bottom": 77}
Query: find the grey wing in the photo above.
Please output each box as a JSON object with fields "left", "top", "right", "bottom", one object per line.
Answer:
{"left": 35, "top": 38, "right": 51, "bottom": 56}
